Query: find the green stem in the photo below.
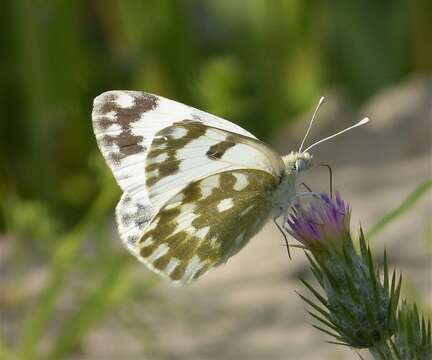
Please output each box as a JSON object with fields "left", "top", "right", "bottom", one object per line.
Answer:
{"left": 367, "top": 178, "right": 432, "bottom": 239}
{"left": 369, "top": 343, "right": 391, "bottom": 359}
{"left": 369, "top": 340, "right": 400, "bottom": 360}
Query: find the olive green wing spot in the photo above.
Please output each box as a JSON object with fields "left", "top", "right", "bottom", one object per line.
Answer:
{"left": 136, "top": 169, "right": 279, "bottom": 284}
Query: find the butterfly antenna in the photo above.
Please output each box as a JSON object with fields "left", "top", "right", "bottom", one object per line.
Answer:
{"left": 303, "top": 117, "right": 369, "bottom": 153}
{"left": 299, "top": 96, "right": 325, "bottom": 153}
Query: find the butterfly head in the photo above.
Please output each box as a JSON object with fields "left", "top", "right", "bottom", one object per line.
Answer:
{"left": 282, "top": 151, "right": 313, "bottom": 174}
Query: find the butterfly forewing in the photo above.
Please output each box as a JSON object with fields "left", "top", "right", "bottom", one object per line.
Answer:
{"left": 92, "top": 91, "right": 257, "bottom": 188}
{"left": 137, "top": 169, "right": 279, "bottom": 284}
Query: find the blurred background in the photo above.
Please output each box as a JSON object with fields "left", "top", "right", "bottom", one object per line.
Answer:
{"left": 0, "top": 1, "right": 431, "bottom": 359}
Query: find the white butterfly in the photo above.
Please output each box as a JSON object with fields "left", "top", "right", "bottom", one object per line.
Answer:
{"left": 92, "top": 91, "right": 368, "bottom": 284}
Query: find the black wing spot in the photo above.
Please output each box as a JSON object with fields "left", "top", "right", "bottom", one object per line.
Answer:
{"left": 206, "top": 139, "right": 236, "bottom": 160}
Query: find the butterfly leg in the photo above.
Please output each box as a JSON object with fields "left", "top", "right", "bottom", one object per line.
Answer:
{"left": 273, "top": 212, "right": 291, "bottom": 259}
{"left": 300, "top": 182, "right": 313, "bottom": 192}
{"left": 318, "top": 163, "right": 333, "bottom": 197}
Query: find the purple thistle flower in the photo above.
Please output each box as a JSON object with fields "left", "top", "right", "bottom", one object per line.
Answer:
{"left": 293, "top": 193, "right": 399, "bottom": 351}
{"left": 285, "top": 192, "right": 351, "bottom": 249}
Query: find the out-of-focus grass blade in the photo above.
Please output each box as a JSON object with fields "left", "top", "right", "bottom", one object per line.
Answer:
{"left": 367, "top": 179, "right": 432, "bottom": 239}
{"left": 18, "top": 183, "right": 119, "bottom": 360}
{"left": 46, "top": 255, "right": 133, "bottom": 360}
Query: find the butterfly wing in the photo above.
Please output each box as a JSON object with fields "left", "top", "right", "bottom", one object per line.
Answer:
{"left": 92, "top": 91, "right": 284, "bottom": 281}
{"left": 138, "top": 169, "right": 279, "bottom": 284}
{"left": 92, "top": 90, "right": 256, "bottom": 189}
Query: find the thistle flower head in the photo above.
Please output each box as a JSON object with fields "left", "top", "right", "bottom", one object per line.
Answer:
{"left": 291, "top": 192, "right": 399, "bottom": 351}
{"left": 286, "top": 192, "right": 351, "bottom": 249}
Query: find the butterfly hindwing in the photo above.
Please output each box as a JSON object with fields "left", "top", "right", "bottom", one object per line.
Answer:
{"left": 137, "top": 169, "right": 279, "bottom": 284}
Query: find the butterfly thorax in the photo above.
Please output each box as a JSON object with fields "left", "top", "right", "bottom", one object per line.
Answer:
{"left": 271, "top": 151, "right": 313, "bottom": 213}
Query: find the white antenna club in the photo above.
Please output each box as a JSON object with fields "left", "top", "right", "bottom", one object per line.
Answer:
{"left": 303, "top": 117, "right": 369, "bottom": 153}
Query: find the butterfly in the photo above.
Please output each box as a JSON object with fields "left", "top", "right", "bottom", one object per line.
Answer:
{"left": 92, "top": 91, "right": 368, "bottom": 285}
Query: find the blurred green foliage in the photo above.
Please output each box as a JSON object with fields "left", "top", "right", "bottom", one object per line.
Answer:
{"left": 1, "top": 0, "right": 430, "bottom": 231}
{"left": 0, "top": 1, "right": 431, "bottom": 358}
{"left": 367, "top": 179, "right": 432, "bottom": 240}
